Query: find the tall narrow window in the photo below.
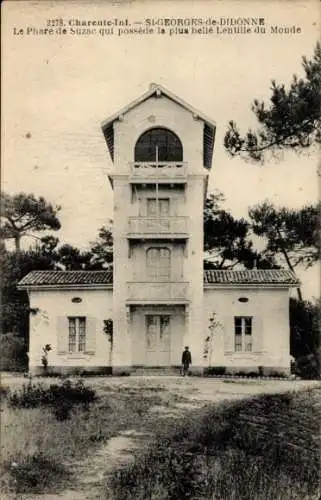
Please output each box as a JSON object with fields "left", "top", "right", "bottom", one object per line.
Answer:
{"left": 147, "top": 198, "right": 170, "bottom": 217}
{"left": 146, "top": 247, "right": 171, "bottom": 279}
{"left": 68, "top": 317, "right": 86, "bottom": 353}
{"left": 135, "top": 128, "right": 183, "bottom": 162}
{"left": 234, "top": 316, "right": 252, "bottom": 352}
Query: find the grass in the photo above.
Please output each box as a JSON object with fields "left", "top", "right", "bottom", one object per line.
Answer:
{"left": 107, "top": 387, "right": 321, "bottom": 500}
{"left": 0, "top": 378, "right": 166, "bottom": 495}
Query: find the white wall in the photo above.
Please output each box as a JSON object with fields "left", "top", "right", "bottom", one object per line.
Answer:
{"left": 28, "top": 288, "right": 113, "bottom": 369}
{"left": 203, "top": 287, "right": 291, "bottom": 371}
{"left": 111, "top": 92, "right": 208, "bottom": 370}
{"left": 114, "top": 95, "right": 204, "bottom": 170}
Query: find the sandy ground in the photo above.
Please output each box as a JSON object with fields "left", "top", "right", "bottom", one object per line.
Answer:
{"left": 2, "top": 374, "right": 320, "bottom": 500}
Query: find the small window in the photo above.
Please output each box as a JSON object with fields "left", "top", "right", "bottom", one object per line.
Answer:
{"left": 71, "top": 297, "right": 82, "bottom": 303}
{"left": 68, "top": 317, "right": 86, "bottom": 353}
{"left": 234, "top": 316, "right": 252, "bottom": 352}
{"left": 238, "top": 297, "right": 249, "bottom": 303}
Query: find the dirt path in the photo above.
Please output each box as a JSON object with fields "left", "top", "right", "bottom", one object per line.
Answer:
{"left": 6, "top": 377, "right": 320, "bottom": 500}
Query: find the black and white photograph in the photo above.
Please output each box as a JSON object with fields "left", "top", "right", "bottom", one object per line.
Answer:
{"left": 1, "top": 0, "right": 320, "bottom": 498}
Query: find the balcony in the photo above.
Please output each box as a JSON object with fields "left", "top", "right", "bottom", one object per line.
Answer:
{"left": 129, "top": 162, "right": 187, "bottom": 182}
{"left": 127, "top": 282, "right": 189, "bottom": 303}
{"left": 127, "top": 217, "right": 188, "bottom": 239}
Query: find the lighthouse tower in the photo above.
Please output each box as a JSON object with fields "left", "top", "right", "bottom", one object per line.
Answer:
{"left": 101, "top": 84, "right": 216, "bottom": 374}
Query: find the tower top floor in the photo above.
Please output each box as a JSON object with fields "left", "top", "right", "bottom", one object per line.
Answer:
{"left": 101, "top": 83, "right": 216, "bottom": 177}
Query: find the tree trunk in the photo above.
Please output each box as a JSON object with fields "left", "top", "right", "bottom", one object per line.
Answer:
{"left": 14, "top": 234, "right": 21, "bottom": 252}
{"left": 280, "top": 247, "right": 303, "bottom": 302}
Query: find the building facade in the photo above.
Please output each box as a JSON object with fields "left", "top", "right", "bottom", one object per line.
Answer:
{"left": 18, "top": 84, "right": 299, "bottom": 376}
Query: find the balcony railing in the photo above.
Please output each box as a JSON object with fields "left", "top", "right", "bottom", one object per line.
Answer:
{"left": 129, "top": 162, "right": 187, "bottom": 180}
{"left": 128, "top": 217, "right": 188, "bottom": 237}
{"left": 127, "top": 282, "right": 189, "bottom": 302}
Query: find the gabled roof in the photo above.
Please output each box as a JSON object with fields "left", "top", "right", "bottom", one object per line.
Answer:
{"left": 101, "top": 83, "right": 216, "bottom": 169}
{"left": 18, "top": 269, "right": 299, "bottom": 289}
{"left": 101, "top": 83, "right": 216, "bottom": 130}
{"left": 204, "top": 269, "right": 299, "bottom": 286}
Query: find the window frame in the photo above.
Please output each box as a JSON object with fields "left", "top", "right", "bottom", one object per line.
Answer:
{"left": 146, "top": 246, "right": 171, "bottom": 280}
{"left": 146, "top": 197, "right": 170, "bottom": 217}
{"left": 68, "top": 316, "right": 87, "bottom": 353}
{"left": 234, "top": 316, "right": 253, "bottom": 353}
{"left": 134, "top": 127, "right": 183, "bottom": 162}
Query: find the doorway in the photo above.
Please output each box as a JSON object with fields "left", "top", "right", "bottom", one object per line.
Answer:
{"left": 145, "top": 315, "right": 171, "bottom": 366}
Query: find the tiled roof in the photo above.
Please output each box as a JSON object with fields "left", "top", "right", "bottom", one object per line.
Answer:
{"left": 18, "top": 270, "right": 113, "bottom": 287}
{"left": 203, "top": 269, "right": 299, "bottom": 285}
{"left": 18, "top": 269, "right": 299, "bottom": 288}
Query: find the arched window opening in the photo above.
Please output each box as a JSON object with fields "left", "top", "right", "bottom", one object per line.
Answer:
{"left": 135, "top": 128, "right": 183, "bottom": 162}
{"left": 146, "top": 247, "right": 171, "bottom": 279}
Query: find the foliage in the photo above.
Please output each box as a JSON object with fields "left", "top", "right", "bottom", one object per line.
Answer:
{"left": 290, "top": 298, "right": 320, "bottom": 378}
{"left": 224, "top": 43, "right": 321, "bottom": 161}
{"left": 292, "top": 350, "right": 320, "bottom": 380}
{"left": 204, "top": 366, "right": 226, "bottom": 376}
{"left": 203, "top": 193, "right": 278, "bottom": 269}
{"left": 249, "top": 201, "right": 320, "bottom": 269}
{"left": 7, "top": 379, "right": 97, "bottom": 420}
{"left": 41, "top": 344, "right": 52, "bottom": 372}
{"left": 103, "top": 319, "right": 113, "bottom": 344}
{"left": 4, "top": 453, "right": 69, "bottom": 494}
{"left": 0, "top": 192, "right": 61, "bottom": 251}
{"left": 0, "top": 228, "right": 107, "bottom": 339}
{"left": 89, "top": 221, "right": 113, "bottom": 268}
{"left": 249, "top": 201, "right": 320, "bottom": 300}
{"left": 290, "top": 298, "right": 320, "bottom": 358}
{"left": 54, "top": 243, "right": 94, "bottom": 270}
{"left": 108, "top": 388, "right": 321, "bottom": 500}
{"left": 0, "top": 247, "right": 56, "bottom": 336}
{"left": 0, "top": 333, "right": 28, "bottom": 371}
{"left": 204, "top": 312, "right": 223, "bottom": 364}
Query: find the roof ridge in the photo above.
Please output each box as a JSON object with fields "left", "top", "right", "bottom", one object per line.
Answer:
{"left": 101, "top": 83, "right": 216, "bottom": 130}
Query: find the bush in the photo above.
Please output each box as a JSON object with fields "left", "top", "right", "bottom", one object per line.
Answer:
{"left": 234, "top": 371, "right": 249, "bottom": 377}
{"left": 290, "top": 298, "right": 320, "bottom": 360}
{"left": 204, "top": 366, "right": 226, "bottom": 376}
{"left": 7, "top": 379, "right": 97, "bottom": 420}
{"left": 292, "top": 350, "right": 320, "bottom": 379}
{"left": 0, "top": 333, "right": 28, "bottom": 371}
{"left": 4, "top": 453, "right": 69, "bottom": 494}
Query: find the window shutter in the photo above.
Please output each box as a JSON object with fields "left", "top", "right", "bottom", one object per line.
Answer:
{"left": 252, "top": 316, "right": 263, "bottom": 353}
{"left": 171, "top": 197, "right": 179, "bottom": 216}
{"left": 57, "top": 316, "right": 69, "bottom": 354}
{"left": 223, "top": 316, "right": 234, "bottom": 353}
{"left": 85, "top": 316, "right": 97, "bottom": 354}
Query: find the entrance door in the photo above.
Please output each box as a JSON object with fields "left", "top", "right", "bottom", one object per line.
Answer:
{"left": 145, "top": 315, "right": 171, "bottom": 366}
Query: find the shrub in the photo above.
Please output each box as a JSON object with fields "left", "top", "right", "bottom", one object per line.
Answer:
{"left": 4, "top": 453, "right": 69, "bottom": 494}
{"left": 0, "top": 333, "right": 28, "bottom": 371}
{"left": 204, "top": 366, "right": 226, "bottom": 376}
{"left": 0, "top": 385, "right": 8, "bottom": 400}
{"left": 234, "top": 371, "right": 248, "bottom": 377}
{"left": 292, "top": 351, "right": 320, "bottom": 379}
{"left": 7, "top": 379, "right": 97, "bottom": 420}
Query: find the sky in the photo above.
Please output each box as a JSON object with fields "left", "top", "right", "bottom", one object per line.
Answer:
{"left": 2, "top": 0, "right": 320, "bottom": 298}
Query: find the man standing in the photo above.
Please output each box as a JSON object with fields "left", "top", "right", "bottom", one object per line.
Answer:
{"left": 181, "top": 346, "right": 192, "bottom": 376}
